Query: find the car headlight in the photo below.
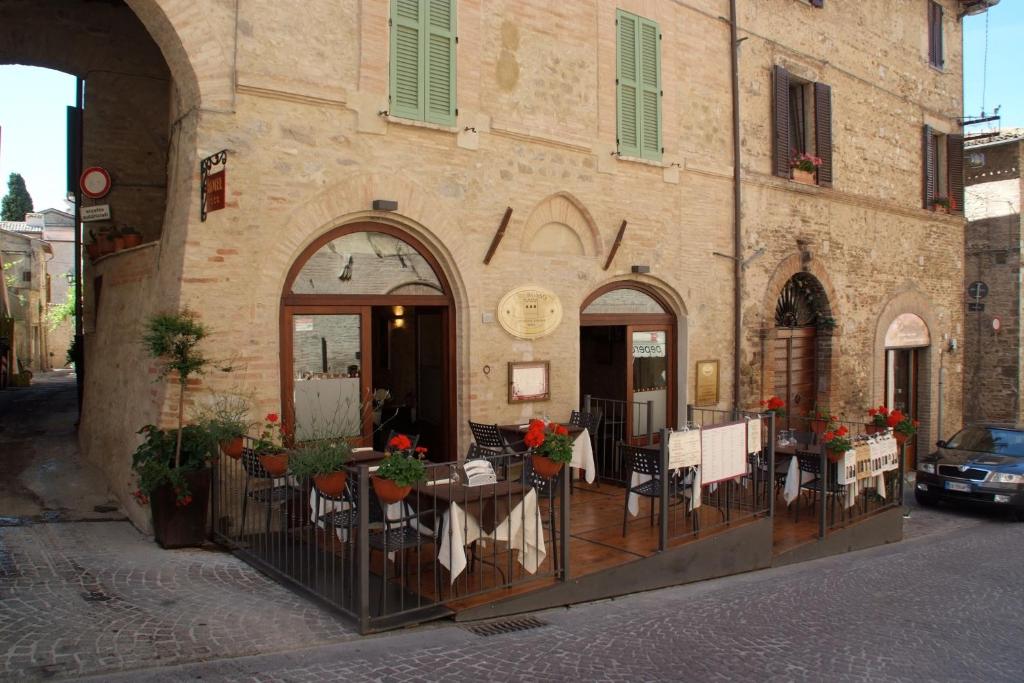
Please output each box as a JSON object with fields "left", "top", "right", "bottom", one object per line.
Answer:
{"left": 989, "top": 472, "right": 1024, "bottom": 484}
{"left": 918, "top": 463, "right": 936, "bottom": 474}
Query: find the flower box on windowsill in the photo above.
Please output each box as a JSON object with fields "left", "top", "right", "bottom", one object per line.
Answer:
{"left": 932, "top": 205, "right": 950, "bottom": 215}
{"left": 791, "top": 169, "right": 817, "bottom": 186}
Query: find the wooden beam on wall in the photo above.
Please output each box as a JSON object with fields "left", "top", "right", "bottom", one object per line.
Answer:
{"left": 603, "top": 220, "right": 628, "bottom": 271}
{"left": 483, "top": 207, "right": 513, "bottom": 265}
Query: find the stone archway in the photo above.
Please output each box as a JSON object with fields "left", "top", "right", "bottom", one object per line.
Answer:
{"left": 760, "top": 256, "right": 839, "bottom": 426}
{"left": 872, "top": 289, "right": 942, "bottom": 457}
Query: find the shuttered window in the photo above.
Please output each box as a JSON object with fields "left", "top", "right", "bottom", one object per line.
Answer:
{"left": 617, "top": 10, "right": 661, "bottom": 161}
{"left": 921, "top": 127, "right": 964, "bottom": 213}
{"left": 773, "top": 65, "right": 833, "bottom": 186}
{"left": 389, "top": 0, "right": 456, "bottom": 126}
{"left": 928, "top": 1, "right": 944, "bottom": 69}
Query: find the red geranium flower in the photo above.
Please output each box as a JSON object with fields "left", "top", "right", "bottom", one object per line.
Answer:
{"left": 266, "top": 412, "right": 279, "bottom": 423}
{"left": 837, "top": 425, "right": 849, "bottom": 437}
{"left": 524, "top": 426, "right": 545, "bottom": 448}
{"left": 554, "top": 424, "right": 569, "bottom": 436}
{"left": 824, "top": 431, "right": 835, "bottom": 441}
{"left": 887, "top": 410, "right": 904, "bottom": 428}
{"left": 388, "top": 433, "right": 412, "bottom": 451}
{"left": 414, "top": 446, "right": 428, "bottom": 454}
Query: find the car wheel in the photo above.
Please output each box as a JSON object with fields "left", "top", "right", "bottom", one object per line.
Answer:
{"left": 915, "top": 490, "right": 938, "bottom": 507}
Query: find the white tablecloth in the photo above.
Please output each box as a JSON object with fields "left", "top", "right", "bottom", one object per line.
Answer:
{"left": 572, "top": 429, "right": 596, "bottom": 484}
{"left": 782, "top": 453, "right": 892, "bottom": 509}
{"left": 437, "top": 488, "right": 546, "bottom": 583}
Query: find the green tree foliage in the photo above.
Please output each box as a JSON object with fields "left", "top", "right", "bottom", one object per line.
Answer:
{"left": 0, "top": 173, "right": 34, "bottom": 222}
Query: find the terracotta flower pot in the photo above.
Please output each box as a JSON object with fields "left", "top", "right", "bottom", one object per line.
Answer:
{"left": 113, "top": 236, "right": 126, "bottom": 251}
{"left": 123, "top": 233, "right": 142, "bottom": 248}
{"left": 792, "top": 168, "right": 816, "bottom": 185}
{"left": 372, "top": 475, "right": 411, "bottom": 504}
{"left": 531, "top": 454, "right": 564, "bottom": 479}
{"left": 314, "top": 471, "right": 349, "bottom": 497}
{"left": 865, "top": 424, "right": 882, "bottom": 435}
{"left": 894, "top": 432, "right": 909, "bottom": 446}
{"left": 220, "top": 436, "right": 243, "bottom": 460}
{"left": 810, "top": 419, "right": 828, "bottom": 436}
{"left": 826, "top": 448, "right": 846, "bottom": 463}
{"left": 85, "top": 243, "right": 100, "bottom": 260}
{"left": 259, "top": 452, "right": 289, "bottom": 477}
{"left": 97, "top": 235, "right": 115, "bottom": 255}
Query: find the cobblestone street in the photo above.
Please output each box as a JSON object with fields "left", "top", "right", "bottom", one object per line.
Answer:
{"left": 3, "top": 374, "right": 1023, "bottom": 681}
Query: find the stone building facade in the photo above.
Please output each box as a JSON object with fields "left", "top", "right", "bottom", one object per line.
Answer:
{"left": 964, "top": 129, "right": 1023, "bottom": 423}
{"left": 1, "top": 0, "right": 972, "bottom": 526}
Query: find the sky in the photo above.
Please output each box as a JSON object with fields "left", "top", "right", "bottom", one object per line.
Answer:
{"left": 964, "top": 1, "right": 1024, "bottom": 129}
{"left": 0, "top": 66, "right": 76, "bottom": 215}
{"left": 0, "top": 3, "right": 1019, "bottom": 215}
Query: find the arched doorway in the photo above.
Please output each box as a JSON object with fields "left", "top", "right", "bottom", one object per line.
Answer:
{"left": 772, "top": 273, "right": 831, "bottom": 430}
{"left": 579, "top": 283, "right": 677, "bottom": 480}
{"left": 884, "top": 313, "right": 930, "bottom": 468}
{"left": 280, "top": 223, "right": 456, "bottom": 459}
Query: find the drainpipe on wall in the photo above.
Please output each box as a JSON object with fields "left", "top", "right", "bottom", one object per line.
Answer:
{"left": 729, "top": 0, "right": 743, "bottom": 409}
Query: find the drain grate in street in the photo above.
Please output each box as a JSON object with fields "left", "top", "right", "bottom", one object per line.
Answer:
{"left": 81, "top": 590, "right": 111, "bottom": 602}
{"left": 463, "top": 616, "right": 548, "bottom": 637}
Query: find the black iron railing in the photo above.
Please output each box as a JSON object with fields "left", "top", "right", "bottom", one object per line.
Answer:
{"left": 583, "top": 394, "right": 654, "bottom": 484}
{"left": 211, "top": 439, "right": 568, "bottom": 633}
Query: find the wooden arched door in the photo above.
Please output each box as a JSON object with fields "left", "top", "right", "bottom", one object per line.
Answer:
{"left": 773, "top": 274, "right": 826, "bottom": 430}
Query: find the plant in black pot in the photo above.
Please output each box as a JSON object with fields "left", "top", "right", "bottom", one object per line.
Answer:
{"left": 131, "top": 424, "right": 216, "bottom": 548}
{"left": 137, "top": 309, "right": 213, "bottom": 548}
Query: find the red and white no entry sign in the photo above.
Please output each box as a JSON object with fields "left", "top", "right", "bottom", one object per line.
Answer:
{"left": 80, "top": 167, "right": 111, "bottom": 199}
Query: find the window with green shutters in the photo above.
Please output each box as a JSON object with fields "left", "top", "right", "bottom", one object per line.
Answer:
{"left": 390, "top": 0, "right": 456, "bottom": 126}
{"left": 616, "top": 9, "right": 661, "bottom": 161}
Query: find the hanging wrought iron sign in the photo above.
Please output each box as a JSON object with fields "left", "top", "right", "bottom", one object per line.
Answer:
{"left": 200, "top": 150, "right": 228, "bottom": 221}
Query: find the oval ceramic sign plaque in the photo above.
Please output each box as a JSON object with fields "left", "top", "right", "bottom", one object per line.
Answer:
{"left": 497, "top": 286, "right": 563, "bottom": 340}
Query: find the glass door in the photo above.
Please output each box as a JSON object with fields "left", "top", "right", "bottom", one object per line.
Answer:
{"left": 286, "top": 307, "right": 371, "bottom": 444}
{"left": 627, "top": 326, "right": 672, "bottom": 444}
{"left": 886, "top": 348, "right": 919, "bottom": 469}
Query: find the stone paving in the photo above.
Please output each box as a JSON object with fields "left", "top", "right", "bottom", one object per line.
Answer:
{"left": 87, "top": 507, "right": 1024, "bottom": 683}
{"left": 0, "top": 521, "right": 358, "bottom": 680}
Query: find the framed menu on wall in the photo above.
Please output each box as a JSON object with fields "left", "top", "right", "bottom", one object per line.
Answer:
{"left": 508, "top": 361, "right": 550, "bottom": 402}
{"left": 695, "top": 360, "right": 719, "bottom": 406}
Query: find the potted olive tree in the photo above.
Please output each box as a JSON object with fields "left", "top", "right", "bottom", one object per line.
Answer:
{"left": 134, "top": 310, "right": 213, "bottom": 547}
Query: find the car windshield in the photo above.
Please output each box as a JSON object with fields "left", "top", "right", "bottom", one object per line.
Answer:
{"left": 945, "top": 426, "right": 1024, "bottom": 457}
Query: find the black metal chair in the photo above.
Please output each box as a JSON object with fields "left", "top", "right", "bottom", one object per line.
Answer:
{"left": 240, "top": 446, "right": 297, "bottom": 540}
{"left": 522, "top": 454, "right": 563, "bottom": 573}
{"left": 465, "top": 443, "right": 504, "bottom": 470}
{"left": 621, "top": 443, "right": 664, "bottom": 536}
{"left": 795, "top": 451, "right": 846, "bottom": 524}
{"left": 468, "top": 421, "right": 516, "bottom": 451}
{"left": 311, "top": 471, "right": 360, "bottom": 539}
{"left": 368, "top": 491, "right": 439, "bottom": 614}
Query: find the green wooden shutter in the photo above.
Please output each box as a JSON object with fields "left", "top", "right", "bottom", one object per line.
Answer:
{"left": 616, "top": 10, "right": 640, "bottom": 158}
{"left": 390, "top": 0, "right": 423, "bottom": 120}
{"left": 638, "top": 17, "right": 661, "bottom": 160}
{"left": 424, "top": 0, "right": 456, "bottom": 125}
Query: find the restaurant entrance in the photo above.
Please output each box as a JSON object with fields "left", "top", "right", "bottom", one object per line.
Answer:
{"left": 772, "top": 273, "right": 831, "bottom": 430}
{"left": 579, "top": 284, "right": 676, "bottom": 480}
{"left": 884, "top": 313, "right": 930, "bottom": 470}
{"left": 280, "top": 224, "right": 455, "bottom": 460}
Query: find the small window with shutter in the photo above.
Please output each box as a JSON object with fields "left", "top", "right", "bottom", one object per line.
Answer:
{"left": 772, "top": 65, "right": 833, "bottom": 187}
{"left": 928, "top": 1, "right": 944, "bottom": 69}
{"left": 616, "top": 9, "right": 662, "bottom": 161}
{"left": 389, "top": 0, "right": 456, "bottom": 126}
{"left": 922, "top": 125, "right": 963, "bottom": 213}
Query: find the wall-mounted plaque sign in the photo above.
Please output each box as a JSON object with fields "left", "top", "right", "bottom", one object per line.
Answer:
{"left": 200, "top": 149, "right": 228, "bottom": 221}
{"left": 81, "top": 204, "right": 111, "bottom": 222}
{"left": 497, "top": 286, "right": 563, "bottom": 340}
{"left": 695, "top": 359, "right": 719, "bottom": 406}
{"left": 508, "top": 361, "right": 550, "bottom": 402}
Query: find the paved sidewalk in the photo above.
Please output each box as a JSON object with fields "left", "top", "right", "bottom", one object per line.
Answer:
{"left": 0, "top": 521, "right": 359, "bottom": 680}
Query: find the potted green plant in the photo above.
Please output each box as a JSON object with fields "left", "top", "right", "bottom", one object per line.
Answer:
{"left": 822, "top": 424, "right": 852, "bottom": 462}
{"left": 791, "top": 151, "right": 822, "bottom": 185}
{"left": 806, "top": 405, "right": 835, "bottom": 437}
{"left": 932, "top": 196, "right": 950, "bottom": 214}
{"left": 111, "top": 227, "right": 126, "bottom": 252}
{"left": 524, "top": 419, "right": 573, "bottom": 479}
{"left": 131, "top": 423, "right": 216, "bottom": 547}
{"left": 372, "top": 434, "right": 426, "bottom": 503}
{"left": 122, "top": 226, "right": 143, "bottom": 248}
{"left": 252, "top": 412, "right": 289, "bottom": 476}
{"left": 196, "top": 393, "right": 251, "bottom": 460}
{"left": 85, "top": 230, "right": 101, "bottom": 261}
{"left": 887, "top": 409, "right": 918, "bottom": 446}
{"left": 137, "top": 310, "right": 212, "bottom": 546}
{"left": 289, "top": 437, "right": 353, "bottom": 497}
{"left": 866, "top": 405, "right": 889, "bottom": 435}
